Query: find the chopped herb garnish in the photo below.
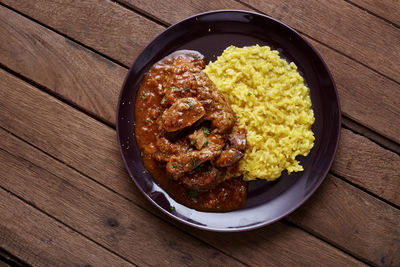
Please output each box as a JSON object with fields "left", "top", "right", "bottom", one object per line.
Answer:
{"left": 172, "top": 164, "right": 177, "bottom": 169}
{"left": 187, "top": 101, "right": 193, "bottom": 108}
{"left": 170, "top": 206, "right": 175, "bottom": 211}
{"left": 176, "top": 163, "right": 182, "bottom": 168}
{"left": 191, "top": 158, "right": 197, "bottom": 168}
{"left": 184, "top": 87, "right": 189, "bottom": 91}
{"left": 247, "top": 92, "right": 252, "bottom": 96}
{"left": 217, "top": 205, "right": 221, "bottom": 209}
{"left": 189, "top": 190, "right": 198, "bottom": 202}
{"left": 203, "top": 127, "right": 210, "bottom": 137}
{"left": 170, "top": 86, "right": 178, "bottom": 91}
{"left": 234, "top": 114, "right": 240, "bottom": 118}
{"left": 161, "top": 97, "right": 167, "bottom": 105}
{"left": 190, "top": 140, "right": 197, "bottom": 145}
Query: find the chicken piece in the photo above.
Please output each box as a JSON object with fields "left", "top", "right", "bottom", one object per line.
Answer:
{"left": 166, "top": 132, "right": 225, "bottom": 178}
{"left": 188, "top": 128, "right": 208, "bottom": 150}
{"left": 166, "top": 150, "right": 218, "bottom": 179}
{"left": 228, "top": 124, "right": 247, "bottom": 151}
{"left": 180, "top": 165, "right": 226, "bottom": 191}
{"left": 161, "top": 97, "right": 205, "bottom": 132}
{"left": 212, "top": 124, "right": 247, "bottom": 167}
{"left": 164, "top": 86, "right": 190, "bottom": 105}
{"left": 195, "top": 72, "right": 235, "bottom": 133}
{"left": 213, "top": 149, "right": 244, "bottom": 168}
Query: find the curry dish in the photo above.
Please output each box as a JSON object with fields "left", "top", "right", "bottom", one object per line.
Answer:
{"left": 134, "top": 50, "right": 248, "bottom": 212}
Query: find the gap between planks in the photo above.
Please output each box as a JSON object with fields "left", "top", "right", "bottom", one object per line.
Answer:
{"left": 343, "top": 0, "right": 400, "bottom": 29}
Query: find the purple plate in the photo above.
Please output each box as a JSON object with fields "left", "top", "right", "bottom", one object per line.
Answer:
{"left": 116, "top": 10, "right": 341, "bottom": 232}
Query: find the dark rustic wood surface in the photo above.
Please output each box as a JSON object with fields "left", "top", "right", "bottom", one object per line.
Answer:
{"left": 0, "top": 0, "right": 399, "bottom": 266}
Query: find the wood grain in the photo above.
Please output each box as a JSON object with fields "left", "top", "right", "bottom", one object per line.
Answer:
{"left": 0, "top": 139, "right": 244, "bottom": 266}
{"left": 241, "top": 0, "right": 400, "bottom": 83}
{"left": 0, "top": 0, "right": 164, "bottom": 66}
{"left": 288, "top": 174, "right": 400, "bottom": 266}
{"left": 332, "top": 128, "right": 400, "bottom": 206}
{"left": 0, "top": 189, "right": 134, "bottom": 266}
{"left": 347, "top": 0, "right": 400, "bottom": 26}
{"left": 342, "top": 117, "right": 400, "bottom": 155}
{"left": 307, "top": 37, "right": 400, "bottom": 144}
{"left": 0, "top": 5, "right": 126, "bottom": 125}
{"left": 2, "top": 0, "right": 399, "bottom": 145}
{"left": 0, "top": 62, "right": 363, "bottom": 266}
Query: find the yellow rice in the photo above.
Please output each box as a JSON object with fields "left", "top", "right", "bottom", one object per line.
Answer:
{"left": 204, "top": 45, "right": 315, "bottom": 181}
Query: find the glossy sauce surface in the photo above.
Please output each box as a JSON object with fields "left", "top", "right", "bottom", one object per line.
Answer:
{"left": 134, "top": 50, "right": 247, "bottom": 212}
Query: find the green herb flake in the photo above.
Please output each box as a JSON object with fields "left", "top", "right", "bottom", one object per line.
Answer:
{"left": 172, "top": 164, "right": 177, "bottom": 169}
{"left": 203, "top": 127, "right": 210, "bottom": 137}
{"left": 170, "top": 86, "right": 178, "bottom": 91}
{"left": 217, "top": 205, "right": 221, "bottom": 209}
{"left": 176, "top": 163, "right": 182, "bottom": 168}
{"left": 190, "top": 140, "right": 197, "bottom": 145}
{"left": 187, "top": 101, "right": 193, "bottom": 108}
{"left": 161, "top": 97, "right": 167, "bottom": 105}
{"left": 189, "top": 190, "right": 198, "bottom": 203}
{"left": 184, "top": 87, "right": 189, "bottom": 91}
{"left": 191, "top": 158, "right": 197, "bottom": 168}
{"left": 170, "top": 206, "right": 175, "bottom": 211}
{"left": 247, "top": 92, "right": 252, "bottom": 96}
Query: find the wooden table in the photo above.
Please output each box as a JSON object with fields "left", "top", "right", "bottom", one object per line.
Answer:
{"left": 0, "top": 1, "right": 399, "bottom": 266}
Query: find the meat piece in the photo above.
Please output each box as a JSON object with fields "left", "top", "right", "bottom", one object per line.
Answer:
{"left": 198, "top": 177, "right": 247, "bottom": 212}
{"left": 195, "top": 72, "right": 235, "bottom": 133}
{"left": 212, "top": 123, "right": 246, "bottom": 167}
{"left": 161, "top": 97, "right": 205, "bottom": 132}
{"left": 166, "top": 150, "right": 218, "bottom": 179}
{"left": 228, "top": 124, "right": 247, "bottom": 151}
{"left": 180, "top": 166, "right": 226, "bottom": 191}
{"left": 213, "top": 149, "right": 244, "bottom": 167}
{"left": 188, "top": 128, "right": 208, "bottom": 150}
{"left": 166, "top": 132, "right": 225, "bottom": 178}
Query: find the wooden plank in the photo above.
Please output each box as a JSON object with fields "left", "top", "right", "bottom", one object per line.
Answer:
{"left": 288, "top": 174, "right": 400, "bottom": 266}
{"left": 332, "top": 128, "right": 400, "bottom": 206}
{"left": 307, "top": 37, "right": 400, "bottom": 144}
{"left": 0, "top": 138, "right": 244, "bottom": 267}
{"left": 0, "top": 51, "right": 391, "bottom": 267}
{"left": 0, "top": 189, "right": 134, "bottom": 266}
{"left": 347, "top": 0, "right": 400, "bottom": 26}
{"left": 2, "top": 1, "right": 399, "bottom": 145}
{"left": 0, "top": 0, "right": 164, "bottom": 66}
{"left": 0, "top": 64, "right": 363, "bottom": 266}
{"left": 0, "top": 5, "right": 126, "bottom": 125}
{"left": 342, "top": 117, "right": 400, "bottom": 155}
{"left": 241, "top": 0, "right": 400, "bottom": 83}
